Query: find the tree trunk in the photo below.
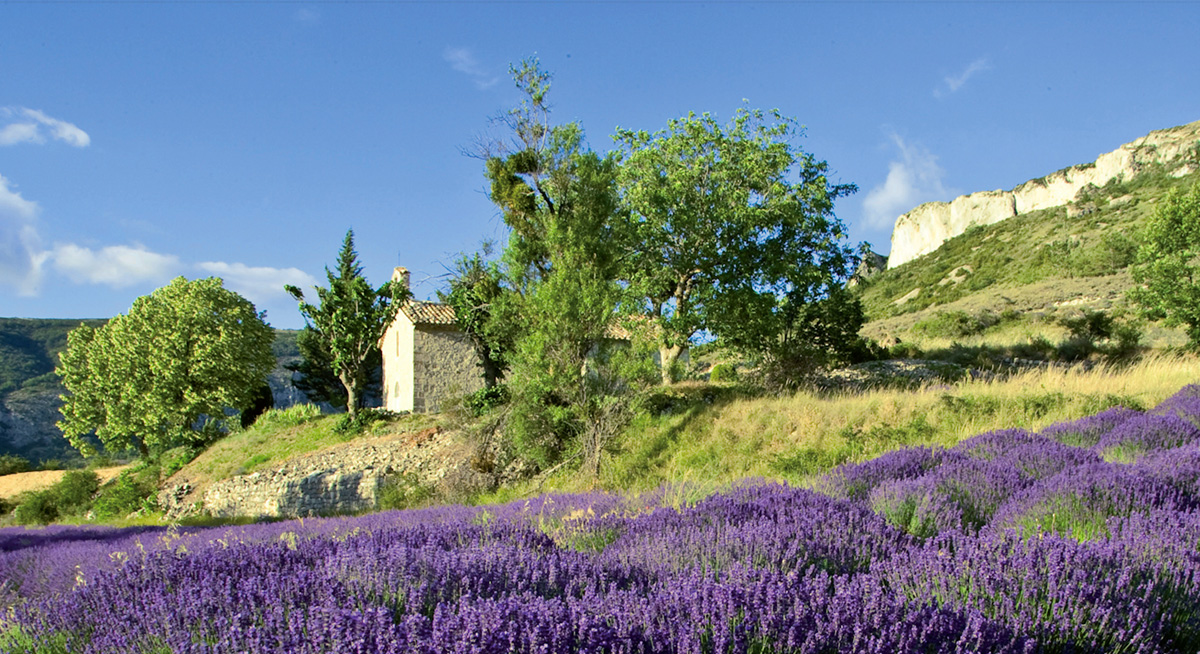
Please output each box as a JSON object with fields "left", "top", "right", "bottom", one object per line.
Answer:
{"left": 659, "top": 344, "right": 684, "bottom": 385}
{"left": 342, "top": 375, "right": 360, "bottom": 420}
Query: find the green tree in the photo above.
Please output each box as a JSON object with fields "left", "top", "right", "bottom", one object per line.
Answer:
{"left": 285, "top": 325, "right": 381, "bottom": 411}
{"left": 285, "top": 229, "right": 407, "bottom": 419}
{"left": 1130, "top": 182, "right": 1200, "bottom": 347}
{"left": 439, "top": 250, "right": 509, "bottom": 389}
{"left": 482, "top": 58, "right": 632, "bottom": 466}
{"left": 614, "top": 108, "right": 856, "bottom": 383}
{"left": 57, "top": 277, "right": 275, "bottom": 458}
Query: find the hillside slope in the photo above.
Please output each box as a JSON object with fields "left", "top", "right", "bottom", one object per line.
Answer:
{"left": 858, "top": 166, "right": 1200, "bottom": 333}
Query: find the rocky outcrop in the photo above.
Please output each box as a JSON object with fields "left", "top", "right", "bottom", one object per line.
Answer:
{"left": 888, "top": 120, "right": 1200, "bottom": 269}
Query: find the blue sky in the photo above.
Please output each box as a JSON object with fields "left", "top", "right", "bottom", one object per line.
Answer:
{"left": 2, "top": 1, "right": 1198, "bottom": 329}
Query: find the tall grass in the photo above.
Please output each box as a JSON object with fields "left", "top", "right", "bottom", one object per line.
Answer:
{"left": 583, "top": 354, "right": 1200, "bottom": 494}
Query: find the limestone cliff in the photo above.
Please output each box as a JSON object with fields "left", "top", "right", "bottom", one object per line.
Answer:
{"left": 888, "top": 120, "right": 1200, "bottom": 269}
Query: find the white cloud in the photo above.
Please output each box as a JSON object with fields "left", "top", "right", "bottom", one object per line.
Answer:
{"left": 294, "top": 8, "right": 319, "bottom": 23}
{"left": 862, "top": 134, "right": 956, "bottom": 229}
{"left": 0, "top": 175, "right": 46, "bottom": 296}
{"left": 935, "top": 58, "right": 991, "bottom": 98}
{"left": 195, "top": 261, "right": 318, "bottom": 306}
{"left": 0, "top": 107, "right": 90, "bottom": 147}
{"left": 444, "top": 47, "right": 500, "bottom": 90}
{"left": 50, "top": 243, "right": 181, "bottom": 288}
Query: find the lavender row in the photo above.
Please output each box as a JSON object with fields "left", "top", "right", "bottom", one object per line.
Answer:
{"left": 4, "top": 384, "right": 1200, "bottom": 651}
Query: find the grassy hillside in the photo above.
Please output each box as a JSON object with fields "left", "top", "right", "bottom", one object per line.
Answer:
{"left": 856, "top": 167, "right": 1200, "bottom": 325}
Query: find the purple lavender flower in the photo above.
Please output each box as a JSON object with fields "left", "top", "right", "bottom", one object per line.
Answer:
{"left": 1040, "top": 405, "right": 1142, "bottom": 448}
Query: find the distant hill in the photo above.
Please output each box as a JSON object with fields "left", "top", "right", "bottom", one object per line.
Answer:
{"left": 0, "top": 319, "right": 305, "bottom": 465}
{"left": 857, "top": 147, "right": 1200, "bottom": 337}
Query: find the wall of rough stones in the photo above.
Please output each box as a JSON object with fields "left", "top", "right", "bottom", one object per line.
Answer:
{"left": 163, "top": 427, "right": 497, "bottom": 519}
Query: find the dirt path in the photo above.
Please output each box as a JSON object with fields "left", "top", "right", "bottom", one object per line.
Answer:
{"left": 0, "top": 466, "right": 132, "bottom": 499}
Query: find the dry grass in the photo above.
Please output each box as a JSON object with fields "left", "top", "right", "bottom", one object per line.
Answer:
{"left": 582, "top": 353, "right": 1200, "bottom": 494}
{"left": 0, "top": 466, "right": 131, "bottom": 500}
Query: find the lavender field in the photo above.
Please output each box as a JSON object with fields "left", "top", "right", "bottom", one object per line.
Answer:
{"left": 6, "top": 386, "right": 1200, "bottom": 653}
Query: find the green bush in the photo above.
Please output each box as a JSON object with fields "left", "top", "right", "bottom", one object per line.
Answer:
{"left": 462, "top": 385, "right": 510, "bottom": 417}
{"left": 376, "top": 472, "right": 435, "bottom": 511}
{"left": 92, "top": 470, "right": 157, "bottom": 519}
{"left": 249, "top": 403, "right": 323, "bottom": 431}
{"left": 13, "top": 490, "right": 60, "bottom": 524}
{"left": 334, "top": 407, "right": 402, "bottom": 435}
{"left": 708, "top": 363, "right": 739, "bottom": 383}
{"left": 13, "top": 469, "right": 100, "bottom": 525}
{"left": 912, "top": 311, "right": 991, "bottom": 339}
{"left": 0, "top": 454, "right": 31, "bottom": 476}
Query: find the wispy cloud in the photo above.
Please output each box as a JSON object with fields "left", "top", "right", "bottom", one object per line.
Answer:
{"left": 935, "top": 57, "right": 991, "bottom": 98}
{"left": 50, "top": 243, "right": 181, "bottom": 288}
{"left": 862, "top": 133, "right": 956, "bottom": 230}
{"left": 0, "top": 175, "right": 45, "bottom": 296}
{"left": 0, "top": 107, "right": 90, "bottom": 147}
{"left": 196, "top": 261, "right": 318, "bottom": 306}
{"left": 444, "top": 47, "right": 500, "bottom": 90}
{"left": 294, "top": 8, "right": 319, "bottom": 24}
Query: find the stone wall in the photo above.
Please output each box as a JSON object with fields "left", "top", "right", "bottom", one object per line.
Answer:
{"left": 888, "top": 119, "right": 1200, "bottom": 269}
{"left": 172, "top": 427, "right": 495, "bottom": 519}
{"left": 412, "top": 326, "right": 482, "bottom": 414}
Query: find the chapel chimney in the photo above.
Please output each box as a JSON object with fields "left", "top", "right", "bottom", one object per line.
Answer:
{"left": 392, "top": 266, "right": 410, "bottom": 290}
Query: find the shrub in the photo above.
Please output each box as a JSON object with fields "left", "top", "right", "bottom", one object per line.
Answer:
{"left": 462, "top": 385, "right": 510, "bottom": 417}
{"left": 335, "top": 407, "right": 402, "bottom": 435}
{"left": 376, "top": 472, "right": 435, "bottom": 511}
{"left": 251, "top": 403, "right": 323, "bottom": 431}
{"left": 0, "top": 454, "right": 31, "bottom": 476}
{"left": 13, "top": 490, "right": 60, "bottom": 525}
{"left": 708, "top": 363, "right": 738, "bottom": 383}
{"left": 93, "top": 470, "right": 157, "bottom": 519}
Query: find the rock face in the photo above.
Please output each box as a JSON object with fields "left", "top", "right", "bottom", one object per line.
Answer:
{"left": 888, "top": 120, "right": 1200, "bottom": 269}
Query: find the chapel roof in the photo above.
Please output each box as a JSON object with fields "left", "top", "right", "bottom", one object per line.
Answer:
{"left": 400, "top": 300, "right": 458, "bottom": 326}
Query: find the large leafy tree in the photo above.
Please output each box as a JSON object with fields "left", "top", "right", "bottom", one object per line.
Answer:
{"left": 286, "top": 229, "right": 407, "bottom": 419}
{"left": 57, "top": 277, "right": 275, "bottom": 458}
{"left": 1130, "top": 182, "right": 1200, "bottom": 347}
{"left": 482, "top": 58, "right": 633, "bottom": 465}
{"left": 614, "top": 108, "right": 856, "bottom": 383}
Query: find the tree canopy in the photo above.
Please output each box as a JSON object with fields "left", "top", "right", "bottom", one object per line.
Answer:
{"left": 285, "top": 229, "right": 407, "bottom": 419}
{"left": 1130, "top": 181, "right": 1200, "bottom": 347}
{"left": 614, "top": 108, "right": 857, "bottom": 383}
{"left": 56, "top": 277, "right": 275, "bottom": 458}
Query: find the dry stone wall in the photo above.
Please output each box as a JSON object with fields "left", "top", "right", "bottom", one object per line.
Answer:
{"left": 888, "top": 120, "right": 1200, "bottom": 269}
{"left": 166, "top": 427, "right": 495, "bottom": 519}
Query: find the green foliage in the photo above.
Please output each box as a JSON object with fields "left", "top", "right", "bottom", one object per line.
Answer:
{"left": 461, "top": 385, "right": 510, "bottom": 417}
{"left": 1130, "top": 182, "right": 1200, "bottom": 347}
{"left": 0, "top": 454, "right": 31, "bottom": 476}
{"left": 92, "top": 469, "right": 157, "bottom": 519}
{"left": 250, "top": 403, "right": 324, "bottom": 431}
{"left": 334, "top": 407, "right": 402, "bottom": 435}
{"left": 482, "top": 58, "right": 634, "bottom": 468}
{"left": 440, "top": 250, "right": 510, "bottom": 388}
{"left": 287, "top": 230, "right": 405, "bottom": 419}
{"left": 614, "top": 106, "right": 856, "bottom": 383}
{"left": 56, "top": 277, "right": 276, "bottom": 458}
{"left": 285, "top": 325, "right": 380, "bottom": 411}
{"left": 708, "top": 363, "right": 739, "bottom": 383}
{"left": 376, "top": 472, "right": 436, "bottom": 511}
{"left": 13, "top": 469, "right": 100, "bottom": 525}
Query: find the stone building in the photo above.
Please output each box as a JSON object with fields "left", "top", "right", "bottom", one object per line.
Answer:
{"left": 380, "top": 267, "right": 482, "bottom": 414}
